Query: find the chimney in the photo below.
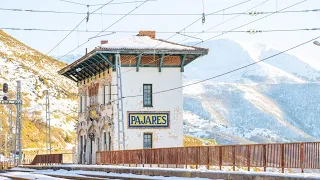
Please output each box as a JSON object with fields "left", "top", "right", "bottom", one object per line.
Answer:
{"left": 100, "top": 40, "right": 108, "bottom": 45}
{"left": 138, "top": 30, "right": 156, "bottom": 39}
{"left": 85, "top": 48, "right": 87, "bottom": 55}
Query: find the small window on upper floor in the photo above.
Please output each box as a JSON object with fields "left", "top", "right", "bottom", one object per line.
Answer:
{"left": 143, "top": 84, "right": 152, "bottom": 107}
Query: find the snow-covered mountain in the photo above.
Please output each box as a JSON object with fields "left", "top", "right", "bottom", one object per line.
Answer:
{"left": 0, "top": 30, "right": 77, "bottom": 150}
{"left": 183, "top": 39, "right": 320, "bottom": 144}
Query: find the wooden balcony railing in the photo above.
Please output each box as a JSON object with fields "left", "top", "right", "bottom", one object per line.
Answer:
{"left": 97, "top": 142, "right": 320, "bottom": 173}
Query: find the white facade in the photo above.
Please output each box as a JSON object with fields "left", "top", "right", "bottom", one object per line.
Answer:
{"left": 115, "top": 67, "right": 183, "bottom": 150}
{"left": 76, "top": 66, "right": 183, "bottom": 164}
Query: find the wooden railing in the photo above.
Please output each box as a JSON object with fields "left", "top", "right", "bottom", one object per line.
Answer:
{"left": 97, "top": 142, "right": 320, "bottom": 173}
{"left": 29, "top": 154, "right": 63, "bottom": 165}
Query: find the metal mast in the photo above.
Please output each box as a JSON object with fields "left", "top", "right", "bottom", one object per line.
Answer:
{"left": 14, "top": 80, "right": 22, "bottom": 165}
{"left": 0, "top": 109, "right": 2, "bottom": 155}
{"left": 45, "top": 90, "right": 51, "bottom": 154}
{"left": 115, "top": 54, "right": 125, "bottom": 150}
{"left": 8, "top": 105, "right": 13, "bottom": 158}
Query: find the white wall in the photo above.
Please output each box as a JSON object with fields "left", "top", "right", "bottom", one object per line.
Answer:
{"left": 76, "top": 67, "right": 184, "bottom": 163}
{"left": 112, "top": 67, "right": 184, "bottom": 150}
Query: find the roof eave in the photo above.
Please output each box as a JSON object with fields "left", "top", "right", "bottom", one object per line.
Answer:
{"left": 57, "top": 47, "right": 209, "bottom": 76}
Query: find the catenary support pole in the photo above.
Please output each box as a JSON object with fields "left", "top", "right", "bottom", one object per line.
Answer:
{"left": 45, "top": 90, "right": 51, "bottom": 154}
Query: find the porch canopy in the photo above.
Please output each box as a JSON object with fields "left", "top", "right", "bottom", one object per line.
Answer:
{"left": 58, "top": 31, "right": 209, "bottom": 82}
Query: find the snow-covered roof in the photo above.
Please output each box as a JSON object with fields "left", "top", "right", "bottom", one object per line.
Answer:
{"left": 58, "top": 34, "right": 208, "bottom": 82}
{"left": 98, "top": 36, "right": 198, "bottom": 51}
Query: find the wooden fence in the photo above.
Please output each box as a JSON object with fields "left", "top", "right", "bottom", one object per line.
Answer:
{"left": 97, "top": 142, "right": 320, "bottom": 173}
{"left": 29, "top": 154, "right": 63, "bottom": 165}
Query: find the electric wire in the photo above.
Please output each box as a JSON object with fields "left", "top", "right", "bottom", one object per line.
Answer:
{"left": 56, "top": 0, "right": 156, "bottom": 6}
{"left": 0, "top": 7, "right": 318, "bottom": 16}
{"left": 1, "top": 27, "right": 319, "bottom": 34}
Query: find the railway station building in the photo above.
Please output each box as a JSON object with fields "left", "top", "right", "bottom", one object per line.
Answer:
{"left": 58, "top": 31, "right": 208, "bottom": 164}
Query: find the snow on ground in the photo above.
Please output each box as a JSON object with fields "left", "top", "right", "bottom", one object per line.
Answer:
{"left": 13, "top": 165, "right": 320, "bottom": 179}
{"left": 0, "top": 177, "right": 10, "bottom": 180}
{"left": 31, "top": 169, "right": 211, "bottom": 180}
{"left": 0, "top": 172, "right": 67, "bottom": 180}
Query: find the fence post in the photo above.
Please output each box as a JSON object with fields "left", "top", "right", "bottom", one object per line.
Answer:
{"left": 122, "top": 150, "right": 125, "bottom": 166}
{"left": 263, "top": 145, "right": 267, "bottom": 172}
{"left": 207, "top": 146, "right": 210, "bottom": 170}
{"left": 232, "top": 145, "right": 235, "bottom": 171}
{"left": 185, "top": 147, "right": 188, "bottom": 169}
{"left": 176, "top": 148, "right": 178, "bottom": 168}
{"left": 197, "top": 147, "right": 200, "bottom": 169}
{"left": 281, "top": 144, "right": 284, "bottom": 173}
{"left": 247, "top": 145, "right": 250, "bottom": 171}
{"left": 143, "top": 149, "right": 145, "bottom": 167}
{"left": 129, "top": 151, "right": 131, "bottom": 167}
{"left": 150, "top": 149, "right": 152, "bottom": 168}
{"left": 110, "top": 151, "right": 112, "bottom": 165}
{"left": 219, "top": 146, "right": 222, "bottom": 170}
{"left": 300, "top": 143, "right": 304, "bottom": 173}
{"left": 158, "top": 149, "right": 160, "bottom": 168}
{"left": 167, "top": 148, "right": 169, "bottom": 168}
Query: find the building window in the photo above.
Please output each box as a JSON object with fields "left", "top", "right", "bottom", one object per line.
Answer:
{"left": 109, "top": 84, "right": 111, "bottom": 104}
{"left": 83, "top": 95, "right": 87, "bottom": 112}
{"left": 104, "top": 132, "right": 107, "bottom": 151}
{"left": 103, "top": 86, "right": 106, "bottom": 105}
{"left": 97, "top": 138, "right": 100, "bottom": 151}
{"left": 79, "top": 96, "right": 82, "bottom": 112}
{"left": 143, "top": 84, "right": 152, "bottom": 107}
{"left": 143, "top": 133, "right": 152, "bottom": 149}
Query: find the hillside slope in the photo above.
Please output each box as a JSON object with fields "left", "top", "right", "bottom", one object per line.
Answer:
{"left": 0, "top": 30, "right": 77, "bottom": 150}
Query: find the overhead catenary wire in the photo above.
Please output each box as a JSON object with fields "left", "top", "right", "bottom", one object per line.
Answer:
{"left": 0, "top": 7, "right": 318, "bottom": 16}
{"left": 56, "top": 0, "right": 156, "bottom": 6}
{"left": 1, "top": 27, "right": 319, "bottom": 34}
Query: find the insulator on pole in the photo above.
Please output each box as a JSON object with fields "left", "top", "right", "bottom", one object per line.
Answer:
{"left": 86, "top": 5, "right": 90, "bottom": 23}
{"left": 202, "top": 13, "right": 205, "bottom": 24}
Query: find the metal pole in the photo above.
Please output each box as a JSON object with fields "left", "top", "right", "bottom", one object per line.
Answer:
{"left": 0, "top": 113, "right": 2, "bottom": 156}
{"left": 4, "top": 133, "right": 7, "bottom": 157}
{"left": 14, "top": 80, "right": 22, "bottom": 165}
{"left": 8, "top": 105, "right": 13, "bottom": 161}
{"left": 115, "top": 54, "right": 125, "bottom": 150}
{"left": 45, "top": 90, "right": 51, "bottom": 154}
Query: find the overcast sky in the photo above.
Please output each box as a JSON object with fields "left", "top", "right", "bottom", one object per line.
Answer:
{"left": 1, "top": 0, "right": 319, "bottom": 66}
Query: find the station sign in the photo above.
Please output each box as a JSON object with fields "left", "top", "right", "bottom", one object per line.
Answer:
{"left": 127, "top": 111, "right": 170, "bottom": 128}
